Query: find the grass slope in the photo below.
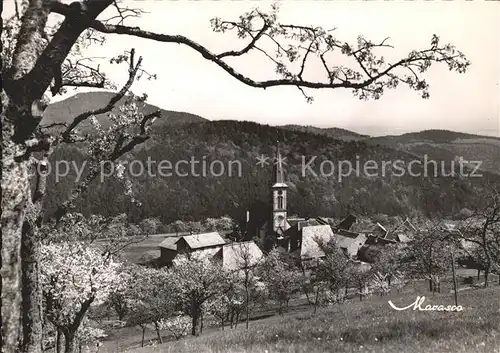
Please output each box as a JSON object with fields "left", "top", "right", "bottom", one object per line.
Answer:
{"left": 126, "top": 287, "right": 500, "bottom": 353}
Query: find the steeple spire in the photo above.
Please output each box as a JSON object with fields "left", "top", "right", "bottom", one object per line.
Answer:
{"left": 275, "top": 140, "right": 285, "bottom": 185}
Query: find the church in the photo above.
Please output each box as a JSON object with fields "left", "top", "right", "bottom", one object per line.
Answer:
{"left": 243, "top": 143, "right": 293, "bottom": 247}
{"left": 243, "top": 143, "right": 369, "bottom": 266}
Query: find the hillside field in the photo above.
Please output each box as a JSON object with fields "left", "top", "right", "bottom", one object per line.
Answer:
{"left": 96, "top": 277, "right": 500, "bottom": 353}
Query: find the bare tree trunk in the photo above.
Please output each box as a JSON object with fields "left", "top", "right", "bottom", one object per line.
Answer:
{"left": 140, "top": 325, "right": 146, "bottom": 348}
{"left": 154, "top": 322, "right": 163, "bottom": 344}
{"left": 56, "top": 329, "right": 64, "bottom": 353}
{"left": 477, "top": 269, "right": 481, "bottom": 281}
{"left": 451, "top": 252, "right": 458, "bottom": 307}
{"left": 304, "top": 286, "right": 312, "bottom": 306}
{"left": 191, "top": 310, "right": 201, "bottom": 336}
{"left": 484, "top": 268, "right": 489, "bottom": 288}
{"left": 63, "top": 332, "right": 75, "bottom": 353}
{"left": 313, "top": 288, "right": 320, "bottom": 314}
{"left": 21, "top": 222, "right": 43, "bottom": 353}
{"left": 1, "top": 131, "right": 31, "bottom": 353}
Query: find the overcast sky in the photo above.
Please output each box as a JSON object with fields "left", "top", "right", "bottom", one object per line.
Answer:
{"left": 5, "top": 0, "right": 500, "bottom": 136}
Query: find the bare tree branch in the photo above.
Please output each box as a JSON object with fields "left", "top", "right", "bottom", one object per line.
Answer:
{"left": 59, "top": 48, "right": 142, "bottom": 142}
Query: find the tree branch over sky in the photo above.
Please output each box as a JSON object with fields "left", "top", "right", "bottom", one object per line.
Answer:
{"left": 51, "top": 2, "right": 470, "bottom": 102}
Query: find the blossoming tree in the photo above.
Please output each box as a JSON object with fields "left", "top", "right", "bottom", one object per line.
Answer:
{"left": 40, "top": 242, "right": 122, "bottom": 353}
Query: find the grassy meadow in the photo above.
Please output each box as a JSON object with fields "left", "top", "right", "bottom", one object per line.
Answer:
{"left": 122, "top": 286, "right": 500, "bottom": 353}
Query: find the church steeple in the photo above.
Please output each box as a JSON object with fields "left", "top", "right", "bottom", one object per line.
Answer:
{"left": 274, "top": 141, "right": 285, "bottom": 185}
{"left": 271, "top": 140, "right": 288, "bottom": 235}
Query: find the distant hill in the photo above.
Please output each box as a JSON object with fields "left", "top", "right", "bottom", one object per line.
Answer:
{"left": 281, "top": 124, "right": 368, "bottom": 141}
{"left": 367, "top": 130, "right": 500, "bottom": 175}
{"left": 41, "top": 92, "right": 500, "bottom": 224}
{"left": 43, "top": 91, "right": 208, "bottom": 129}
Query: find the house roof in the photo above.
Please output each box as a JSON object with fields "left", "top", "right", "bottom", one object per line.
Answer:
{"left": 350, "top": 260, "right": 372, "bottom": 272}
{"left": 218, "top": 241, "right": 264, "bottom": 271}
{"left": 365, "top": 235, "right": 397, "bottom": 246}
{"left": 334, "top": 229, "right": 360, "bottom": 239}
{"left": 394, "top": 218, "right": 418, "bottom": 233}
{"left": 287, "top": 217, "right": 306, "bottom": 227}
{"left": 178, "top": 232, "right": 226, "bottom": 249}
{"left": 396, "top": 233, "right": 411, "bottom": 243}
{"left": 439, "top": 220, "right": 463, "bottom": 236}
{"left": 300, "top": 225, "right": 335, "bottom": 259}
{"left": 374, "top": 222, "right": 388, "bottom": 234}
{"left": 190, "top": 247, "right": 222, "bottom": 260}
{"left": 158, "top": 236, "right": 180, "bottom": 250}
{"left": 337, "top": 214, "right": 357, "bottom": 231}
{"left": 315, "top": 217, "right": 330, "bottom": 225}
{"left": 298, "top": 219, "right": 322, "bottom": 230}
{"left": 332, "top": 233, "right": 366, "bottom": 251}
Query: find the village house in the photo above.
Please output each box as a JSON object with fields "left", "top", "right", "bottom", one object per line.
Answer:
{"left": 213, "top": 241, "right": 264, "bottom": 272}
{"left": 385, "top": 217, "right": 417, "bottom": 242}
{"left": 240, "top": 143, "right": 373, "bottom": 267}
{"left": 160, "top": 144, "right": 417, "bottom": 271}
{"left": 158, "top": 236, "right": 180, "bottom": 265}
{"left": 158, "top": 231, "right": 227, "bottom": 266}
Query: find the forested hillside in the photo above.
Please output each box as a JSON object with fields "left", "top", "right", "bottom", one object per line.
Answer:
{"left": 43, "top": 113, "right": 499, "bottom": 224}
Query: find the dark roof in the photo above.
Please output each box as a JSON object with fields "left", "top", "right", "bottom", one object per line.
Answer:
{"left": 337, "top": 214, "right": 357, "bottom": 231}
{"left": 298, "top": 219, "right": 322, "bottom": 230}
{"left": 287, "top": 218, "right": 306, "bottom": 227}
{"left": 334, "top": 229, "right": 360, "bottom": 239}
{"left": 365, "top": 235, "right": 397, "bottom": 246}
{"left": 315, "top": 217, "right": 329, "bottom": 225}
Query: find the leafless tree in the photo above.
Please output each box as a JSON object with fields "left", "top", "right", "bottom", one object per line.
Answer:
{"left": 231, "top": 242, "right": 264, "bottom": 329}
{"left": 459, "top": 185, "right": 500, "bottom": 287}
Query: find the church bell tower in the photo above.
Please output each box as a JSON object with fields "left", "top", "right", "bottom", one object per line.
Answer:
{"left": 271, "top": 142, "right": 288, "bottom": 235}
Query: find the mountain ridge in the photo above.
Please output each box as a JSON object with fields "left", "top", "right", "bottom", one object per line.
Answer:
{"left": 40, "top": 92, "right": 500, "bottom": 224}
